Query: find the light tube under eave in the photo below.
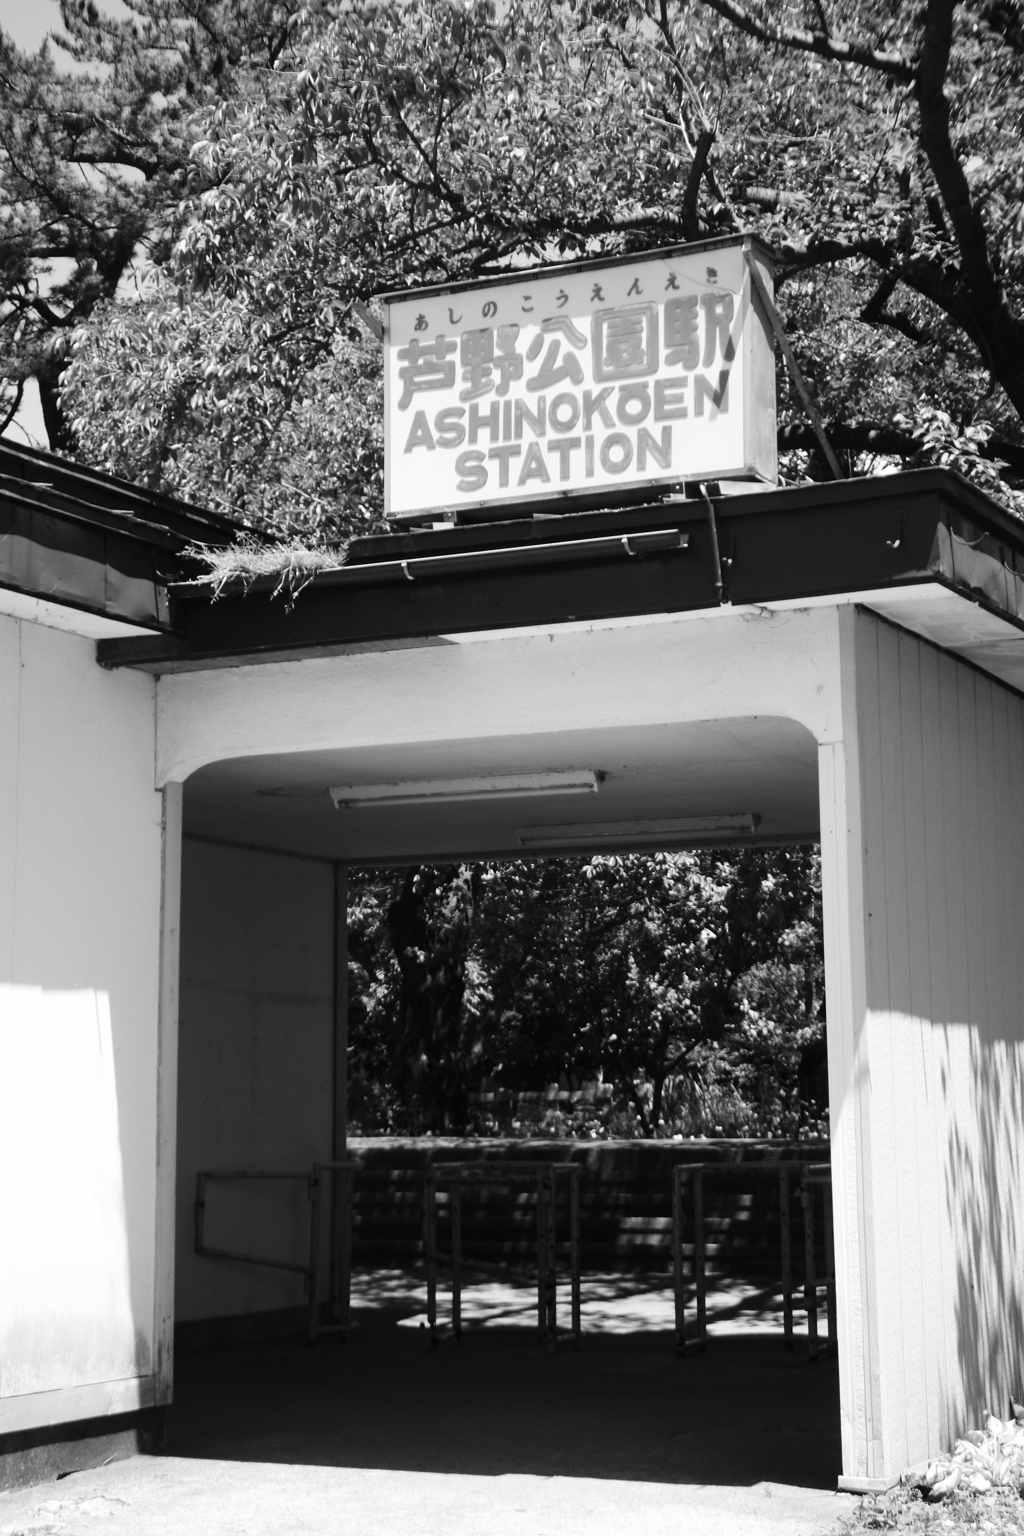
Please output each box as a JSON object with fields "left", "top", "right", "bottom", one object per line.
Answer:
{"left": 517, "top": 814, "right": 759, "bottom": 849}
{"left": 330, "top": 770, "right": 600, "bottom": 809}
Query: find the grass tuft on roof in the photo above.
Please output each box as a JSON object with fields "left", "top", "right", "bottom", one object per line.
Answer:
{"left": 183, "top": 534, "right": 349, "bottom": 598}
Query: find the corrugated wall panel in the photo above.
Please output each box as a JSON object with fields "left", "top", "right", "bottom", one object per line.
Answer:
{"left": 839, "top": 609, "right": 1024, "bottom": 1480}
{"left": 916, "top": 640, "right": 952, "bottom": 1456}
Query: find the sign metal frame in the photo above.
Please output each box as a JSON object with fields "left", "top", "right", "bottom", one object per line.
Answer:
{"left": 380, "top": 233, "right": 777, "bottom": 523}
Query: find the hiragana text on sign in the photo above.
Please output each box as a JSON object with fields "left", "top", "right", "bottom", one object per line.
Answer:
{"left": 385, "top": 240, "right": 776, "bottom": 515}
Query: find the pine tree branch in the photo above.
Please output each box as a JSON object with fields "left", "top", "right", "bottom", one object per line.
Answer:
{"left": 0, "top": 379, "right": 24, "bottom": 438}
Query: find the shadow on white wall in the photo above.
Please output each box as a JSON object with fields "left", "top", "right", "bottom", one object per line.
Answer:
{"left": 946, "top": 1026, "right": 1024, "bottom": 1435}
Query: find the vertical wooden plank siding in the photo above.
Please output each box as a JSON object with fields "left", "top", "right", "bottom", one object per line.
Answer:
{"left": 892, "top": 625, "right": 933, "bottom": 1455}
{"left": 952, "top": 663, "right": 991, "bottom": 1435}
{"left": 872, "top": 621, "right": 916, "bottom": 1454}
{"left": 830, "top": 609, "right": 1024, "bottom": 1484}
{"left": 1005, "top": 692, "right": 1024, "bottom": 1418}
{"left": 154, "top": 781, "right": 183, "bottom": 1407}
{"left": 916, "top": 642, "right": 953, "bottom": 1454}
{"left": 935, "top": 628, "right": 970, "bottom": 1449}
{"left": 979, "top": 681, "right": 1024, "bottom": 1412}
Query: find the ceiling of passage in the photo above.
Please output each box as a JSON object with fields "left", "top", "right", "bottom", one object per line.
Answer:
{"left": 182, "top": 714, "right": 820, "bottom": 864}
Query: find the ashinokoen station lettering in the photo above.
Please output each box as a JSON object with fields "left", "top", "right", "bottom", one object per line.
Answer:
{"left": 382, "top": 237, "right": 777, "bottom": 519}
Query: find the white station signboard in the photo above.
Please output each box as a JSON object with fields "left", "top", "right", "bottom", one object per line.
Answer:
{"left": 382, "top": 236, "right": 776, "bottom": 521}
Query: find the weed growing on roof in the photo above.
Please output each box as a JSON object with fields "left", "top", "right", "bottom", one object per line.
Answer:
{"left": 183, "top": 535, "right": 349, "bottom": 599}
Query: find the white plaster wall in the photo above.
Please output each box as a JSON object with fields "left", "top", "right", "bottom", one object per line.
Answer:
{"left": 175, "top": 839, "right": 333, "bottom": 1323}
{"left": 0, "top": 613, "right": 162, "bottom": 1431}
{"left": 155, "top": 606, "right": 846, "bottom": 785}
{"left": 822, "top": 607, "right": 1024, "bottom": 1485}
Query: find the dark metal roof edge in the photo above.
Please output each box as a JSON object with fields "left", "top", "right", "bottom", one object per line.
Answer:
{"left": 97, "top": 577, "right": 939, "bottom": 674}
{"left": 96, "top": 468, "right": 1024, "bottom": 672}
{"left": 342, "top": 467, "right": 1024, "bottom": 567}
{"left": 0, "top": 573, "right": 166, "bottom": 634}
{"left": 0, "top": 438, "right": 242, "bottom": 545}
{"left": 0, "top": 479, "right": 196, "bottom": 553}
{"left": 168, "top": 528, "right": 689, "bottom": 602}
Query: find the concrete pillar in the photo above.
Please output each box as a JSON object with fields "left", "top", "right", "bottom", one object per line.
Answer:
{"left": 821, "top": 607, "right": 1024, "bottom": 1490}
{"left": 154, "top": 782, "right": 182, "bottom": 1407}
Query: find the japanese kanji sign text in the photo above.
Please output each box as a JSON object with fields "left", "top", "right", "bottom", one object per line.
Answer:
{"left": 383, "top": 240, "right": 775, "bottom": 518}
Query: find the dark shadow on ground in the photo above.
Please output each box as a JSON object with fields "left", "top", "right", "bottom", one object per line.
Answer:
{"left": 167, "top": 1295, "right": 841, "bottom": 1489}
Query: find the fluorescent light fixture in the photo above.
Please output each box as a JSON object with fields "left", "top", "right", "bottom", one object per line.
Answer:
{"left": 330, "top": 770, "right": 600, "bottom": 809}
{"left": 517, "top": 814, "right": 759, "bottom": 849}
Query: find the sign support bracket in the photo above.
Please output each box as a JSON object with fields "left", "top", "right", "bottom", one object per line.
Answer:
{"left": 352, "top": 300, "right": 383, "bottom": 343}
{"left": 742, "top": 247, "right": 843, "bottom": 482}
{"left": 700, "top": 482, "right": 727, "bottom": 604}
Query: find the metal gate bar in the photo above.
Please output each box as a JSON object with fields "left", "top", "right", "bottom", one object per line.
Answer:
{"left": 780, "top": 1166, "right": 794, "bottom": 1350}
{"left": 803, "top": 1163, "right": 836, "bottom": 1359}
{"left": 670, "top": 1159, "right": 833, "bottom": 1359}
{"left": 423, "top": 1162, "right": 582, "bottom": 1351}
{"left": 194, "top": 1161, "right": 357, "bottom": 1344}
{"left": 672, "top": 1164, "right": 707, "bottom": 1355}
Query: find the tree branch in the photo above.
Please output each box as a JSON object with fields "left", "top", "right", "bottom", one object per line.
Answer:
{"left": 970, "top": 0, "right": 1024, "bottom": 53}
{"left": 859, "top": 273, "right": 899, "bottom": 324}
{"left": 734, "top": 184, "right": 810, "bottom": 211}
{"left": 873, "top": 305, "right": 942, "bottom": 347}
{"left": 914, "top": 0, "right": 1024, "bottom": 413}
{"left": 777, "top": 234, "right": 895, "bottom": 275}
{"left": 681, "top": 128, "right": 714, "bottom": 238}
{"left": 779, "top": 236, "right": 990, "bottom": 360}
{"left": 696, "top": 0, "right": 915, "bottom": 80}
{"left": 779, "top": 418, "right": 1024, "bottom": 473}
{"left": 779, "top": 419, "right": 920, "bottom": 457}
{"left": 858, "top": 273, "right": 945, "bottom": 345}
{"left": 0, "top": 379, "right": 25, "bottom": 438}
{"left": 28, "top": 296, "right": 80, "bottom": 328}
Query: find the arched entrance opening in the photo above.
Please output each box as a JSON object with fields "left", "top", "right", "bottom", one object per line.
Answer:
{"left": 169, "top": 703, "right": 839, "bottom": 1491}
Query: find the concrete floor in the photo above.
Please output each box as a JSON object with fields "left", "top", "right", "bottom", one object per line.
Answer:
{"left": 0, "top": 1273, "right": 852, "bottom": 1536}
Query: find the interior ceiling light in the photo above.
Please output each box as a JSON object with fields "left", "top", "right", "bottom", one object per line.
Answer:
{"left": 517, "top": 814, "right": 759, "bottom": 849}
{"left": 257, "top": 785, "right": 328, "bottom": 798}
{"left": 329, "top": 770, "right": 601, "bottom": 810}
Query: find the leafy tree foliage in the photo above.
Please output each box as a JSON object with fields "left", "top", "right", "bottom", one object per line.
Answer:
{"left": 50, "top": 0, "right": 1024, "bottom": 529}
{"left": 62, "top": 280, "right": 384, "bottom": 532}
{"left": 346, "top": 850, "right": 826, "bottom": 1140}
{"left": 385, "top": 863, "right": 487, "bottom": 1133}
{"left": 0, "top": 0, "right": 306, "bottom": 445}
{"left": 4, "top": 4, "right": 1008, "bottom": 1131}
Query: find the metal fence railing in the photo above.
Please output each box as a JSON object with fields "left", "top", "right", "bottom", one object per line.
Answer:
{"left": 194, "top": 1161, "right": 356, "bottom": 1344}
{"left": 194, "top": 1153, "right": 833, "bottom": 1360}
{"left": 424, "top": 1161, "right": 582, "bottom": 1351}
{"left": 671, "top": 1160, "right": 835, "bottom": 1360}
